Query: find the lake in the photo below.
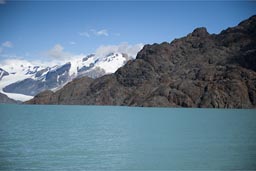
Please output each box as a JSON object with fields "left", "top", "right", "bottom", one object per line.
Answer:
{"left": 0, "top": 104, "right": 255, "bottom": 170}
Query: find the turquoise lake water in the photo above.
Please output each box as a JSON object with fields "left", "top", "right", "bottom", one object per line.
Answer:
{"left": 0, "top": 104, "right": 255, "bottom": 170}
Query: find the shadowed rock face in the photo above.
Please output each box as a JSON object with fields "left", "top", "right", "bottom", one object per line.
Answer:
{"left": 0, "top": 68, "right": 9, "bottom": 80}
{"left": 0, "top": 93, "right": 18, "bottom": 104}
{"left": 26, "top": 15, "right": 256, "bottom": 108}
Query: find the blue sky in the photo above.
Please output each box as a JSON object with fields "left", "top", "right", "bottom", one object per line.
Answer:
{"left": 0, "top": 1, "right": 255, "bottom": 61}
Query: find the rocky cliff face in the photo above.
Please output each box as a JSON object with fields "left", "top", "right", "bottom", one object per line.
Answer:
{"left": 0, "top": 93, "right": 19, "bottom": 104}
{"left": 0, "top": 68, "right": 9, "bottom": 80}
{"left": 26, "top": 15, "right": 256, "bottom": 108}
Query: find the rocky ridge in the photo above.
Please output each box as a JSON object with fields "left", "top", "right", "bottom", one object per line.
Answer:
{"left": 26, "top": 15, "right": 256, "bottom": 108}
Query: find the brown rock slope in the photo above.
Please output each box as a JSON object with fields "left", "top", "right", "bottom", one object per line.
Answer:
{"left": 26, "top": 15, "right": 256, "bottom": 108}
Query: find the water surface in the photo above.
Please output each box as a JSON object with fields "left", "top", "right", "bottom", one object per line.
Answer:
{"left": 0, "top": 104, "right": 255, "bottom": 170}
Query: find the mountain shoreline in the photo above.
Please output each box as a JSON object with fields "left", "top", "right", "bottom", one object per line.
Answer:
{"left": 0, "top": 92, "right": 20, "bottom": 104}
{"left": 26, "top": 15, "right": 256, "bottom": 108}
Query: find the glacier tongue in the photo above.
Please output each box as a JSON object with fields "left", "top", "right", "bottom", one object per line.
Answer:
{"left": 0, "top": 90, "right": 33, "bottom": 102}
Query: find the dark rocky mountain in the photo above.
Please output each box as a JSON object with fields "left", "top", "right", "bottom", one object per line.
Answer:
{"left": 26, "top": 15, "right": 256, "bottom": 108}
{"left": 0, "top": 92, "right": 19, "bottom": 104}
{"left": 0, "top": 68, "right": 9, "bottom": 80}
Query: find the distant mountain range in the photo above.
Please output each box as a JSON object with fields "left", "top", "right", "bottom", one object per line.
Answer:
{"left": 26, "top": 15, "right": 256, "bottom": 108}
{"left": 0, "top": 52, "right": 132, "bottom": 101}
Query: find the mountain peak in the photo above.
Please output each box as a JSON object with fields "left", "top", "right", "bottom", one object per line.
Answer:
{"left": 191, "top": 27, "right": 209, "bottom": 37}
{"left": 238, "top": 15, "right": 256, "bottom": 27}
{"left": 0, "top": 68, "right": 9, "bottom": 80}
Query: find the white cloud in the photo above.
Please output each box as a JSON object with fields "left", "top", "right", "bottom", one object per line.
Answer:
{"left": 95, "top": 42, "right": 144, "bottom": 58}
{"left": 93, "top": 29, "right": 108, "bottom": 36}
{"left": 79, "top": 32, "right": 90, "bottom": 37}
{"left": 0, "top": 43, "right": 144, "bottom": 74}
{"left": 0, "top": 58, "right": 35, "bottom": 70}
{"left": 0, "top": 55, "right": 78, "bottom": 70}
{"left": 2, "top": 41, "right": 13, "bottom": 48}
{"left": 45, "top": 44, "right": 72, "bottom": 59}
{"left": 0, "top": 0, "right": 6, "bottom": 4}
{"left": 79, "top": 29, "right": 109, "bottom": 37}
{"left": 91, "top": 29, "right": 109, "bottom": 36}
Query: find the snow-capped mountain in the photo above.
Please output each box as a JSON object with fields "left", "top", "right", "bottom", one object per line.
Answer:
{"left": 0, "top": 52, "right": 133, "bottom": 101}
